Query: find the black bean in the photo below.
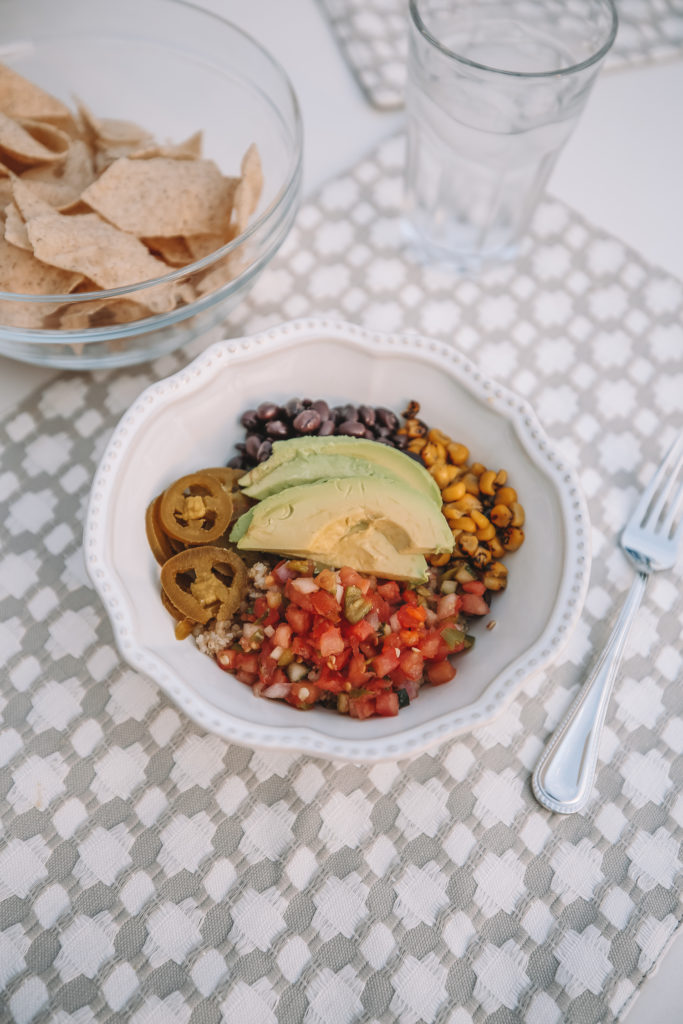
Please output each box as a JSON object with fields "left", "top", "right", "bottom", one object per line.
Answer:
{"left": 266, "top": 420, "right": 289, "bottom": 438}
{"left": 376, "top": 407, "right": 398, "bottom": 431}
{"left": 301, "top": 398, "right": 313, "bottom": 408}
{"left": 318, "top": 419, "right": 336, "bottom": 436}
{"left": 358, "top": 405, "right": 376, "bottom": 428}
{"left": 240, "top": 409, "right": 259, "bottom": 430}
{"left": 293, "top": 409, "right": 322, "bottom": 433}
{"left": 375, "top": 426, "right": 391, "bottom": 439}
{"left": 403, "top": 449, "right": 424, "bottom": 462}
{"left": 394, "top": 434, "right": 408, "bottom": 449}
{"left": 340, "top": 404, "right": 359, "bottom": 421}
{"left": 245, "top": 434, "right": 262, "bottom": 459}
{"left": 256, "top": 401, "right": 279, "bottom": 421}
{"left": 311, "top": 399, "right": 330, "bottom": 420}
{"left": 257, "top": 439, "right": 273, "bottom": 462}
{"left": 338, "top": 420, "right": 366, "bottom": 437}
{"left": 227, "top": 455, "right": 245, "bottom": 468}
{"left": 285, "top": 398, "right": 304, "bottom": 419}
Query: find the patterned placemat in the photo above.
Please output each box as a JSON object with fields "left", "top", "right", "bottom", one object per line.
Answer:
{"left": 1, "top": 134, "right": 682, "bottom": 1024}
{"left": 319, "top": 0, "right": 683, "bottom": 109}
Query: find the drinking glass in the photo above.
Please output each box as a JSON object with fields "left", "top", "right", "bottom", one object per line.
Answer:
{"left": 403, "top": 0, "right": 618, "bottom": 271}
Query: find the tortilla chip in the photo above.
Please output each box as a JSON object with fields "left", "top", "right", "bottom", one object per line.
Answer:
{"left": 0, "top": 235, "right": 82, "bottom": 295}
{"left": 0, "top": 62, "right": 72, "bottom": 128}
{"left": 57, "top": 296, "right": 151, "bottom": 330}
{"left": 4, "top": 201, "right": 31, "bottom": 250}
{"left": 21, "top": 138, "right": 95, "bottom": 200}
{"left": 0, "top": 113, "right": 70, "bottom": 166}
{"left": 80, "top": 156, "right": 235, "bottom": 238}
{"left": 26, "top": 210, "right": 176, "bottom": 312}
{"left": 130, "top": 130, "right": 203, "bottom": 161}
{"left": 144, "top": 235, "right": 194, "bottom": 266}
{"left": 11, "top": 178, "right": 59, "bottom": 221}
{"left": 194, "top": 250, "right": 245, "bottom": 296}
{"left": 0, "top": 175, "right": 12, "bottom": 208}
{"left": 231, "top": 143, "right": 263, "bottom": 235}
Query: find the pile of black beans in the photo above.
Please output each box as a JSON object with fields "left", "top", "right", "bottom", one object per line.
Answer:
{"left": 228, "top": 398, "right": 410, "bottom": 470}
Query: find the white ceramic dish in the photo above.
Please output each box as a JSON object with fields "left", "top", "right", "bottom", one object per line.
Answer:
{"left": 85, "top": 318, "right": 591, "bottom": 761}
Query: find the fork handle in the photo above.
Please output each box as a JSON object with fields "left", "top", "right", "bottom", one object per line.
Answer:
{"left": 532, "top": 572, "right": 648, "bottom": 814}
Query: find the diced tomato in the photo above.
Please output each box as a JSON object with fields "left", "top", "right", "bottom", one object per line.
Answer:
{"left": 273, "top": 623, "right": 292, "bottom": 649}
{"left": 427, "top": 659, "right": 457, "bottom": 686}
{"left": 340, "top": 566, "right": 371, "bottom": 594}
{"left": 369, "top": 592, "right": 392, "bottom": 623}
{"left": 235, "top": 670, "right": 258, "bottom": 686}
{"left": 436, "top": 592, "right": 461, "bottom": 620}
{"left": 376, "top": 580, "right": 400, "bottom": 602}
{"left": 344, "top": 618, "right": 376, "bottom": 644}
{"left": 460, "top": 593, "right": 490, "bottom": 616}
{"left": 233, "top": 651, "right": 258, "bottom": 675}
{"left": 398, "top": 628, "right": 422, "bottom": 646}
{"left": 286, "top": 604, "right": 312, "bottom": 634}
{"left": 316, "top": 625, "right": 344, "bottom": 658}
{"left": 285, "top": 681, "right": 321, "bottom": 709}
{"left": 310, "top": 589, "right": 341, "bottom": 621}
{"left": 253, "top": 595, "right": 268, "bottom": 618}
{"left": 397, "top": 603, "right": 427, "bottom": 627}
{"left": 285, "top": 578, "right": 316, "bottom": 611}
{"left": 291, "top": 636, "right": 318, "bottom": 663}
{"left": 375, "top": 692, "right": 399, "bottom": 717}
{"left": 372, "top": 645, "right": 401, "bottom": 678}
{"left": 399, "top": 648, "right": 424, "bottom": 682}
{"left": 417, "top": 629, "right": 449, "bottom": 660}
{"left": 462, "top": 579, "right": 486, "bottom": 595}
{"left": 216, "top": 648, "right": 239, "bottom": 672}
{"left": 347, "top": 651, "right": 370, "bottom": 686}
{"left": 326, "top": 647, "right": 351, "bottom": 672}
{"left": 349, "top": 694, "right": 376, "bottom": 719}
{"left": 316, "top": 665, "right": 347, "bottom": 693}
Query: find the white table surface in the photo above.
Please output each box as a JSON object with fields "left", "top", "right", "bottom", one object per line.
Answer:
{"left": 1, "top": 1, "right": 681, "bottom": 1018}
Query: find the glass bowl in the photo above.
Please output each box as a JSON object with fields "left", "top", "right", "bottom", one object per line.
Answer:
{"left": 0, "top": 0, "right": 302, "bottom": 369}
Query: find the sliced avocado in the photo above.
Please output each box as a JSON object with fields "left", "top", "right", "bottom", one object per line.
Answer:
{"left": 230, "top": 476, "right": 453, "bottom": 566}
{"left": 238, "top": 435, "right": 441, "bottom": 506}
{"left": 241, "top": 452, "right": 401, "bottom": 500}
{"left": 285, "top": 539, "right": 429, "bottom": 583}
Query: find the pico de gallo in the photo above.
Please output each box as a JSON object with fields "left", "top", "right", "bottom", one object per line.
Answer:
{"left": 212, "top": 558, "right": 488, "bottom": 718}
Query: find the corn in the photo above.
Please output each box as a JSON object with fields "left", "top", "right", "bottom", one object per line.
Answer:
{"left": 454, "top": 515, "right": 477, "bottom": 533}
{"left": 428, "top": 427, "right": 451, "bottom": 446}
{"left": 441, "top": 480, "right": 466, "bottom": 502}
{"left": 447, "top": 442, "right": 469, "bottom": 465}
{"left": 430, "top": 463, "right": 460, "bottom": 489}
{"left": 454, "top": 493, "right": 482, "bottom": 513}
{"left": 509, "top": 502, "right": 525, "bottom": 527}
{"left": 479, "top": 469, "right": 497, "bottom": 495}
{"left": 428, "top": 551, "right": 450, "bottom": 567}
{"left": 422, "top": 441, "right": 445, "bottom": 466}
{"left": 462, "top": 473, "right": 481, "bottom": 495}
{"left": 490, "top": 504, "right": 513, "bottom": 528}
{"left": 496, "top": 486, "right": 517, "bottom": 507}
{"left": 459, "top": 532, "right": 478, "bottom": 555}
{"left": 470, "top": 462, "right": 485, "bottom": 477}
{"left": 494, "top": 469, "right": 507, "bottom": 486}
{"left": 470, "top": 509, "right": 489, "bottom": 530}
{"left": 502, "top": 527, "right": 525, "bottom": 551}
{"left": 408, "top": 437, "right": 427, "bottom": 453}
{"left": 473, "top": 546, "right": 492, "bottom": 568}
{"left": 476, "top": 523, "right": 496, "bottom": 542}
{"left": 488, "top": 536, "right": 506, "bottom": 559}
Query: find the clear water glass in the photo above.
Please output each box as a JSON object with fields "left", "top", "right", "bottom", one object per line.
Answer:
{"left": 403, "top": 0, "right": 618, "bottom": 272}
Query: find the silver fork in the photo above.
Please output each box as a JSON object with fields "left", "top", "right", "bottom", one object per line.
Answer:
{"left": 532, "top": 433, "right": 683, "bottom": 815}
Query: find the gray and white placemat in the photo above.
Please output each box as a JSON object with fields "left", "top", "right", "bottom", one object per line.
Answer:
{"left": 319, "top": 0, "right": 683, "bottom": 109}
{"left": 1, "top": 134, "right": 682, "bottom": 1024}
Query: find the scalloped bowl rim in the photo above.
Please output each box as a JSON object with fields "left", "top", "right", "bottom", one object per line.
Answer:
{"left": 84, "top": 317, "right": 591, "bottom": 761}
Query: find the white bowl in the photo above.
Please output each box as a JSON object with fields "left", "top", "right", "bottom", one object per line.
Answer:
{"left": 84, "top": 318, "right": 591, "bottom": 761}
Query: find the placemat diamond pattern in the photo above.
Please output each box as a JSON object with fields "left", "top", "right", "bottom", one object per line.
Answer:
{"left": 319, "top": 0, "right": 683, "bottom": 109}
{"left": 1, "top": 134, "right": 682, "bottom": 1023}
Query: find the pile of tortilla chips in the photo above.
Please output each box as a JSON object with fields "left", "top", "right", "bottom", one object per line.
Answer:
{"left": 0, "top": 62, "right": 263, "bottom": 331}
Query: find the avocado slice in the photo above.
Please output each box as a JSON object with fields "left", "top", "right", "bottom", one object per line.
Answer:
{"left": 238, "top": 435, "right": 441, "bottom": 506}
{"left": 241, "top": 452, "right": 402, "bottom": 500}
{"left": 230, "top": 476, "right": 453, "bottom": 573}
